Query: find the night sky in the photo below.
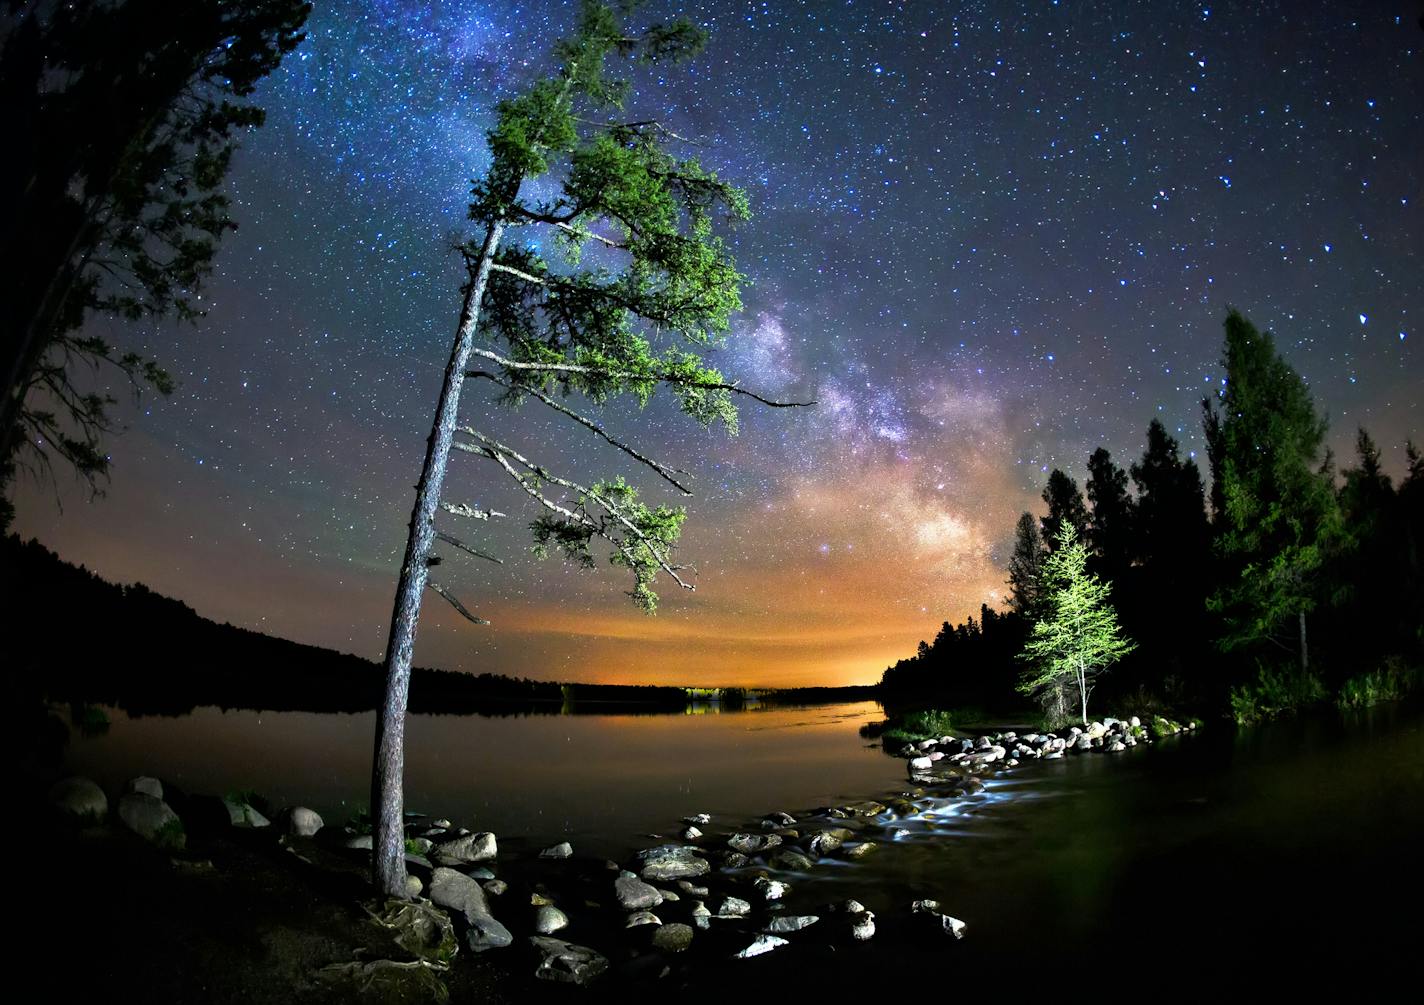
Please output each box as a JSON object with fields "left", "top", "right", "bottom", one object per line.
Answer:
{"left": 14, "top": 1, "right": 1422, "bottom": 686}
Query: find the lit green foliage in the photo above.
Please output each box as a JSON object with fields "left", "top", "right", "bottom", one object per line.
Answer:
{"left": 1227, "top": 664, "right": 1326, "bottom": 724}
{"left": 1336, "top": 658, "right": 1422, "bottom": 711}
{"left": 1018, "top": 523, "right": 1137, "bottom": 725}
{"left": 881, "top": 709, "right": 959, "bottom": 743}
{"left": 465, "top": 0, "right": 751, "bottom": 612}
{"left": 1, "top": 1, "right": 311, "bottom": 499}
{"left": 531, "top": 476, "right": 686, "bottom": 612}
{"left": 1203, "top": 310, "right": 1341, "bottom": 669}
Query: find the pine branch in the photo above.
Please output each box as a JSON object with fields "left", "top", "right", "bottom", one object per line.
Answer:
{"left": 426, "top": 581, "right": 490, "bottom": 625}
{"left": 435, "top": 530, "right": 504, "bottom": 564}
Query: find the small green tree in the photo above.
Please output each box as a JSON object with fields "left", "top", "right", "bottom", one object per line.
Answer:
{"left": 1019, "top": 523, "right": 1136, "bottom": 726}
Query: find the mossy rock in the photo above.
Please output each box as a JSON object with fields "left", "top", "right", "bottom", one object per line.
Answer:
{"left": 376, "top": 899, "right": 458, "bottom": 966}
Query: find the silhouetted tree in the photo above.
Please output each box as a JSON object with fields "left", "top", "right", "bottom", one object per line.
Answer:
{"left": 1040, "top": 468, "right": 1089, "bottom": 548}
{"left": 1007, "top": 511, "right": 1046, "bottom": 616}
{"left": 370, "top": 1, "right": 807, "bottom": 897}
{"left": 1085, "top": 447, "right": 1134, "bottom": 580}
{"left": 0, "top": 1, "right": 310, "bottom": 519}
{"left": 1203, "top": 309, "right": 1339, "bottom": 675}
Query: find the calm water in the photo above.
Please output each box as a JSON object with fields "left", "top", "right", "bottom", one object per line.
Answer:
{"left": 58, "top": 698, "right": 1424, "bottom": 987}
{"left": 58, "top": 700, "right": 900, "bottom": 857}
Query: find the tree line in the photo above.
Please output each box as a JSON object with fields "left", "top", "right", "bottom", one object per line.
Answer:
{"left": 883, "top": 309, "right": 1424, "bottom": 723}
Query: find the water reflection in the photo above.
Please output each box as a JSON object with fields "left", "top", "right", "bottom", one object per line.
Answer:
{"left": 59, "top": 700, "right": 893, "bottom": 858}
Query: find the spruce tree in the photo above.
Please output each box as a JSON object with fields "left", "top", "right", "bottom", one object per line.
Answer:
{"left": 1085, "top": 447, "right": 1134, "bottom": 580}
{"left": 1202, "top": 310, "right": 1339, "bottom": 675}
{"left": 1007, "top": 511, "right": 1046, "bottom": 616}
{"left": 1040, "top": 468, "right": 1089, "bottom": 548}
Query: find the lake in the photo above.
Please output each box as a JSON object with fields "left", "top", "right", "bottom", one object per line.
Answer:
{"left": 55, "top": 697, "right": 1424, "bottom": 987}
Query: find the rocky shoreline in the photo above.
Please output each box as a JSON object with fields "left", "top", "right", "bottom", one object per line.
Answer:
{"left": 46, "top": 712, "right": 1195, "bottom": 995}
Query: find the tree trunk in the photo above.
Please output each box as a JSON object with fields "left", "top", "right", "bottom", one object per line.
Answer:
{"left": 1078, "top": 660, "right": 1089, "bottom": 726}
{"left": 1298, "top": 610, "right": 1309, "bottom": 676}
{"left": 370, "top": 219, "right": 505, "bottom": 898}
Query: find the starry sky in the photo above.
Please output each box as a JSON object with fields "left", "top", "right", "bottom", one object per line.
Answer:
{"left": 14, "top": 0, "right": 1423, "bottom": 687}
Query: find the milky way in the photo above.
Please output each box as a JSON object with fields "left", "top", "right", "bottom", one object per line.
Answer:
{"left": 15, "top": 1, "right": 1422, "bottom": 686}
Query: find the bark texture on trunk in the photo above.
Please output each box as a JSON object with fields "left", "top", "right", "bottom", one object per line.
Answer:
{"left": 370, "top": 220, "right": 505, "bottom": 898}
{"left": 1298, "top": 610, "right": 1309, "bottom": 675}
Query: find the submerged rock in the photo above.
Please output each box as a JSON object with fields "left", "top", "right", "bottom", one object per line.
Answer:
{"left": 49, "top": 776, "right": 107, "bottom": 823}
{"left": 768, "top": 849, "right": 816, "bottom": 871}
{"left": 529, "top": 936, "right": 609, "bottom": 985}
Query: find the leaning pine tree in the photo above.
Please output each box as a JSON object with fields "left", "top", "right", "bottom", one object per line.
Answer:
{"left": 1018, "top": 523, "right": 1136, "bottom": 727}
{"left": 370, "top": 1, "right": 808, "bottom": 898}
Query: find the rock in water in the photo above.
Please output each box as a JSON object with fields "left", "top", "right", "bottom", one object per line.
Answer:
{"left": 727, "top": 832, "right": 781, "bottom": 854}
{"left": 754, "top": 877, "right": 790, "bottom": 901}
{"left": 636, "top": 844, "right": 710, "bottom": 881}
{"left": 124, "top": 776, "right": 163, "bottom": 799}
{"left": 715, "top": 896, "right": 752, "bottom": 919}
{"left": 849, "top": 910, "right": 876, "bottom": 941}
{"left": 49, "top": 777, "right": 107, "bottom": 823}
{"left": 539, "top": 841, "right": 573, "bottom": 859}
{"left": 288, "top": 806, "right": 323, "bottom": 837}
{"left": 117, "top": 792, "right": 184, "bottom": 849}
{"left": 625, "top": 911, "right": 662, "bottom": 928}
{"left": 428, "top": 867, "right": 512, "bottom": 952}
{"left": 534, "top": 906, "right": 569, "bottom": 934}
{"left": 733, "top": 934, "right": 789, "bottom": 959}
{"left": 652, "top": 922, "right": 695, "bottom": 953}
{"left": 764, "top": 915, "right": 819, "bottom": 933}
{"left": 223, "top": 797, "right": 271, "bottom": 829}
{"left": 615, "top": 871, "right": 664, "bottom": 910}
{"left": 529, "top": 937, "right": 609, "bottom": 985}
{"left": 431, "top": 832, "right": 497, "bottom": 866}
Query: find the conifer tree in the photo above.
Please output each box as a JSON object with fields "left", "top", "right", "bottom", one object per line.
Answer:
{"left": 1085, "top": 447, "right": 1134, "bottom": 580}
{"left": 1019, "top": 523, "right": 1136, "bottom": 726}
{"left": 369, "top": 1, "right": 806, "bottom": 897}
{"left": 1202, "top": 310, "right": 1339, "bottom": 675}
{"left": 1007, "top": 511, "right": 1046, "bottom": 616}
{"left": 1040, "top": 468, "right": 1089, "bottom": 549}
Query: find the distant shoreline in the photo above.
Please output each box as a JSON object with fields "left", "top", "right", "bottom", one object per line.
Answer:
{"left": 5, "top": 535, "right": 879, "bottom": 717}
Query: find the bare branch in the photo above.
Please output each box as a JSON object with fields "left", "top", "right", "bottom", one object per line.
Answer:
{"left": 488, "top": 262, "right": 548, "bottom": 285}
{"left": 467, "top": 369, "right": 693, "bottom": 495}
{"left": 439, "top": 501, "right": 506, "bottom": 521}
{"left": 575, "top": 116, "right": 706, "bottom": 146}
{"left": 426, "top": 580, "right": 490, "bottom": 626}
{"left": 465, "top": 347, "right": 816, "bottom": 408}
{"left": 459, "top": 429, "right": 694, "bottom": 592}
{"left": 552, "top": 221, "right": 625, "bottom": 249}
{"left": 435, "top": 530, "right": 504, "bottom": 564}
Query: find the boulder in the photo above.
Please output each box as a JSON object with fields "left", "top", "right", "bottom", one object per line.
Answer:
{"left": 529, "top": 936, "right": 609, "bottom": 985}
{"left": 125, "top": 777, "right": 163, "bottom": 800}
{"left": 764, "top": 914, "right": 819, "bottom": 933}
{"left": 288, "top": 806, "right": 323, "bottom": 837}
{"left": 844, "top": 841, "right": 878, "bottom": 859}
{"left": 223, "top": 797, "right": 271, "bottom": 829}
{"left": 849, "top": 909, "right": 876, "bottom": 941}
{"left": 483, "top": 880, "right": 507, "bottom": 897}
{"left": 534, "top": 906, "right": 569, "bottom": 934}
{"left": 432, "top": 832, "right": 497, "bottom": 866}
{"left": 682, "top": 826, "right": 703, "bottom": 841}
{"left": 636, "top": 844, "right": 709, "bottom": 881}
{"left": 614, "top": 871, "right": 664, "bottom": 910}
{"left": 768, "top": 849, "right": 816, "bottom": 871}
{"left": 804, "top": 829, "right": 847, "bottom": 856}
{"left": 117, "top": 792, "right": 184, "bottom": 849}
{"left": 676, "top": 879, "right": 709, "bottom": 897}
{"left": 732, "top": 934, "right": 788, "bottom": 959}
{"left": 727, "top": 832, "right": 781, "bottom": 854}
{"left": 625, "top": 910, "right": 661, "bottom": 928}
{"left": 715, "top": 896, "right": 751, "bottom": 919}
{"left": 753, "top": 877, "right": 789, "bottom": 901}
{"left": 428, "top": 867, "right": 512, "bottom": 952}
{"left": 48, "top": 776, "right": 107, "bottom": 823}
{"left": 539, "top": 841, "right": 573, "bottom": 859}
{"left": 651, "top": 922, "right": 694, "bottom": 953}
